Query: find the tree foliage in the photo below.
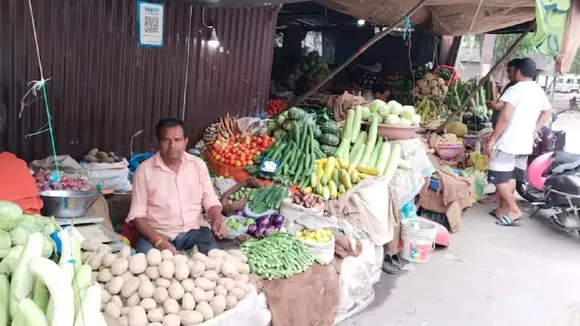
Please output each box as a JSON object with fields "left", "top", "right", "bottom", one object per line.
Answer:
{"left": 492, "top": 33, "right": 538, "bottom": 63}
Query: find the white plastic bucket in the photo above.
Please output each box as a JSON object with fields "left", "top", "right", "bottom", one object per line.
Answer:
{"left": 399, "top": 218, "right": 438, "bottom": 263}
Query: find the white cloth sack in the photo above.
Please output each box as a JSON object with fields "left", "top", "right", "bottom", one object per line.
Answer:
{"left": 301, "top": 236, "right": 335, "bottom": 265}
{"left": 334, "top": 239, "right": 384, "bottom": 325}
{"left": 327, "top": 176, "right": 393, "bottom": 245}
{"left": 81, "top": 159, "right": 132, "bottom": 192}
{"left": 279, "top": 199, "right": 324, "bottom": 224}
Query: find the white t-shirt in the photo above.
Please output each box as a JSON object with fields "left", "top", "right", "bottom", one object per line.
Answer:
{"left": 496, "top": 81, "right": 551, "bottom": 155}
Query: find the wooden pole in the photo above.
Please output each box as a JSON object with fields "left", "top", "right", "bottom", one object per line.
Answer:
{"left": 287, "top": 0, "right": 430, "bottom": 107}
{"left": 437, "top": 24, "right": 535, "bottom": 133}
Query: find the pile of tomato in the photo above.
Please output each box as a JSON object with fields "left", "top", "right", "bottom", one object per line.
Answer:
{"left": 267, "top": 99, "right": 287, "bottom": 117}
{"left": 209, "top": 134, "right": 273, "bottom": 167}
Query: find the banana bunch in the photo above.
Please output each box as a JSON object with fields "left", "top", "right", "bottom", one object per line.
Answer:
{"left": 416, "top": 98, "right": 438, "bottom": 124}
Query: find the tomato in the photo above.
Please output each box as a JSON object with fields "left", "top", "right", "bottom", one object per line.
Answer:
{"left": 255, "top": 151, "right": 261, "bottom": 156}
{"left": 247, "top": 160, "right": 253, "bottom": 166}
{"left": 263, "top": 135, "right": 271, "bottom": 142}
{"left": 250, "top": 143, "right": 257, "bottom": 149}
{"left": 234, "top": 160, "right": 241, "bottom": 167}
{"left": 214, "top": 154, "right": 221, "bottom": 160}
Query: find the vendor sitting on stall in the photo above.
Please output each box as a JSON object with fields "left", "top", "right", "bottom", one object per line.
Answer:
{"left": 361, "top": 82, "right": 391, "bottom": 102}
{"left": 127, "top": 118, "right": 227, "bottom": 254}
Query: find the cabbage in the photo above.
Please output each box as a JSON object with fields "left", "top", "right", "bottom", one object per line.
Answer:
{"left": 18, "top": 214, "right": 40, "bottom": 232}
{"left": 360, "top": 106, "right": 371, "bottom": 120}
{"left": 10, "top": 226, "right": 32, "bottom": 246}
{"left": 0, "top": 245, "right": 23, "bottom": 275}
{"left": 0, "top": 229, "right": 10, "bottom": 251}
{"left": 399, "top": 118, "right": 412, "bottom": 126}
{"left": 42, "top": 234, "right": 55, "bottom": 258}
{"left": 0, "top": 201, "right": 22, "bottom": 232}
{"left": 386, "top": 100, "right": 403, "bottom": 116}
{"left": 384, "top": 114, "right": 401, "bottom": 125}
{"left": 410, "top": 114, "right": 422, "bottom": 125}
{"left": 400, "top": 106, "right": 416, "bottom": 119}
{"left": 369, "top": 99, "right": 387, "bottom": 113}
{"left": 27, "top": 214, "right": 57, "bottom": 235}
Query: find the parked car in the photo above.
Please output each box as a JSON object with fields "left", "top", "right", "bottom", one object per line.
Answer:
{"left": 554, "top": 76, "right": 580, "bottom": 93}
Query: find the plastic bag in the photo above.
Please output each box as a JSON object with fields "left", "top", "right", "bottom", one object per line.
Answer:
{"left": 220, "top": 178, "right": 263, "bottom": 216}
{"left": 243, "top": 203, "right": 277, "bottom": 219}
{"left": 223, "top": 215, "right": 251, "bottom": 240}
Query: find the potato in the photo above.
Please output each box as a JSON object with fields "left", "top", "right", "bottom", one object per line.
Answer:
{"left": 145, "top": 266, "right": 160, "bottom": 280}
{"left": 236, "top": 263, "right": 250, "bottom": 275}
{"left": 229, "top": 288, "right": 246, "bottom": 301}
{"left": 121, "top": 307, "right": 132, "bottom": 316}
{"left": 214, "top": 285, "right": 227, "bottom": 297}
{"left": 127, "top": 293, "right": 141, "bottom": 307}
{"left": 121, "top": 277, "right": 141, "bottom": 298}
{"left": 107, "top": 276, "right": 125, "bottom": 295}
{"left": 89, "top": 253, "right": 105, "bottom": 271}
{"left": 162, "top": 314, "right": 180, "bottom": 326}
{"left": 158, "top": 260, "right": 175, "bottom": 279}
{"left": 163, "top": 298, "right": 179, "bottom": 314}
{"left": 155, "top": 278, "right": 171, "bottom": 288}
{"left": 168, "top": 282, "right": 185, "bottom": 300}
{"left": 181, "top": 293, "right": 196, "bottom": 310}
{"left": 118, "top": 316, "right": 128, "bottom": 326}
{"left": 234, "top": 280, "right": 249, "bottom": 293}
{"left": 153, "top": 287, "right": 169, "bottom": 304}
{"left": 129, "top": 253, "right": 148, "bottom": 275}
{"left": 161, "top": 249, "right": 174, "bottom": 261}
{"left": 111, "top": 258, "right": 129, "bottom": 276}
{"left": 97, "top": 269, "right": 114, "bottom": 283}
{"left": 119, "top": 246, "right": 131, "bottom": 259}
{"left": 192, "top": 288, "right": 207, "bottom": 303}
{"left": 179, "top": 310, "right": 204, "bottom": 325}
{"left": 181, "top": 279, "right": 195, "bottom": 292}
{"left": 172, "top": 254, "right": 188, "bottom": 264}
{"left": 218, "top": 278, "right": 235, "bottom": 292}
{"left": 110, "top": 295, "right": 123, "bottom": 308}
{"left": 226, "top": 249, "right": 248, "bottom": 263}
{"left": 191, "top": 252, "right": 214, "bottom": 269}
{"left": 137, "top": 274, "right": 150, "bottom": 283}
{"left": 139, "top": 298, "right": 157, "bottom": 311}
{"left": 211, "top": 258, "right": 223, "bottom": 274}
{"left": 225, "top": 295, "right": 238, "bottom": 309}
{"left": 102, "top": 291, "right": 112, "bottom": 304}
{"left": 82, "top": 238, "right": 100, "bottom": 251}
{"left": 189, "top": 262, "right": 205, "bottom": 278}
{"left": 105, "top": 302, "right": 121, "bottom": 318}
{"left": 122, "top": 271, "right": 134, "bottom": 281}
{"left": 201, "top": 270, "right": 219, "bottom": 282}
{"left": 220, "top": 261, "right": 238, "bottom": 278}
{"left": 127, "top": 306, "right": 147, "bottom": 326}
{"left": 174, "top": 262, "right": 189, "bottom": 281}
{"left": 194, "top": 278, "right": 215, "bottom": 291}
{"left": 138, "top": 281, "right": 155, "bottom": 299}
{"left": 234, "top": 274, "right": 249, "bottom": 283}
{"left": 205, "top": 290, "right": 215, "bottom": 300}
{"left": 148, "top": 323, "right": 161, "bottom": 326}
{"left": 146, "top": 248, "right": 162, "bottom": 266}
{"left": 195, "top": 302, "right": 214, "bottom": 321}
{"left": 207, "top": 249, "right": 227, "bottom": 259}
{"left": 102, "top": 253, "right": 118, "bottom": 268}
{"left": 147, "top": 307, "right": 164, "bottom": 323}
{"left": 209, "top": 295, "right": 226, "bottom": 315}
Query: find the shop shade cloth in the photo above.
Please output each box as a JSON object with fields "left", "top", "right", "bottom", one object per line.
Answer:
{"left": 262, "top": 262, "right": 341, "bottom": 326}
{"left": 0, "top": 152, "right": 42, "bottom": 213}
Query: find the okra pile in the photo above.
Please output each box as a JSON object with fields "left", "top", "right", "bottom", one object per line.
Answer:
{"left": 240, "top": 232, "right": 314, "bottom": 280}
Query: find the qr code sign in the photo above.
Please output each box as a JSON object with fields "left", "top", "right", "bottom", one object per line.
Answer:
{"left": 144, "top": 16, "right": 159, "bottom": 34}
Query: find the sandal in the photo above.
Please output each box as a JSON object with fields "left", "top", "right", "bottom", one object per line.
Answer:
{"left": 489, "top": 209, "right": 497, "bottom": 217}
{"left": 382, "top": 255, "right": 400, "bottom": 275}
{"left": 495, "top": 215, "right": 522, "bottom": 226}
{"left": 391, "top": 254, "right": 405, "bottom": 269}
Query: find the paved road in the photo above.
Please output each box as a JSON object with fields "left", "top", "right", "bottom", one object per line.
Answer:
{"left": 340, "top": 203, "right": 580, "bottom": 326}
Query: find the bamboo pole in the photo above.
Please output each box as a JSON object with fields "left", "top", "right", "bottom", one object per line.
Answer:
{"left": 288, "top": 0, "right": 430, "bottom": 107}
{"left": 437, "top": 24, "right": 535, "bottom": 133}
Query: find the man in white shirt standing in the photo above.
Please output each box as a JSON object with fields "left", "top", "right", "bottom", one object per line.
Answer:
{"left": 486, "top": 58, "right": 553, "bottom": 226}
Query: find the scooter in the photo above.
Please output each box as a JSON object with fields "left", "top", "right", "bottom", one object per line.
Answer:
{"left": 526, "top": 151, "right": 580, "bottom": 233}
{"left": 515, "top": 108, "right": 567, "bottom": 202}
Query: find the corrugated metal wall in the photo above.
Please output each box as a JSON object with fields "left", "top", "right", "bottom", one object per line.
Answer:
{"left": 0, "top": 0, "right": 277, "bottom": 161}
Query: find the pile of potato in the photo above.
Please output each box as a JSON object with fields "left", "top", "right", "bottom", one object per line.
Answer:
{"left": 84, "top": 148, "right": 123, "bottom": 163}
{"left": 82, "top": 242, "right": 251, "bottom": 326}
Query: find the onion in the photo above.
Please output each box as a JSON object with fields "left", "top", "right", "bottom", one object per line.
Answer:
{"left": 255, "top": 227, "right": 266, "bottom": 238}
{"left": 270, "top": 214, "right": 285, "bottom": 227}
{"left": 247, "top": 224, "right": 257, "bottom": 236}
{"left": 264, "top": 226, "right": 276, "bottom": 236}
{"left": 257, "top": 216, "right": 270, "bottom": 227}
